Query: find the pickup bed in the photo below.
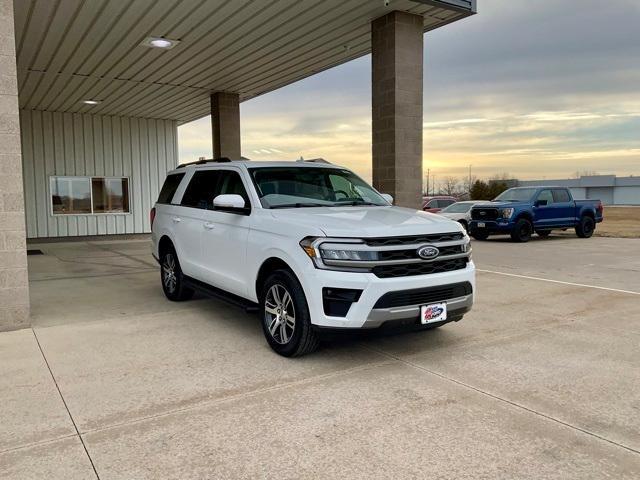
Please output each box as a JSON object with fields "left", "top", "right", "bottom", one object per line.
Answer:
{"left": 469, "top": 186, "right": 603, "bottom": 242}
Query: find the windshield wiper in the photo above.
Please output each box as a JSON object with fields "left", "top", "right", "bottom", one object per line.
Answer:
{"left": 334, "top": 200, "right": 379, "bottom": 206}
{"left": 270, "top": 203, "right": 327, "bottom": 209}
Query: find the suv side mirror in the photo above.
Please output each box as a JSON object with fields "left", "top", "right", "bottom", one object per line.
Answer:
{"left": 534, "top": 199, "right": 548, "bottom": 207}
{"left": 213, "top": 194, "right": 245, "bottom": 210}
{"left": 381, "top": 193, "right": 393, "bottom": 205}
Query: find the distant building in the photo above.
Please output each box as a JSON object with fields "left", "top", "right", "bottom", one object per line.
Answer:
{"left": 518, "top": 175, "right": 640, "bottom": 205}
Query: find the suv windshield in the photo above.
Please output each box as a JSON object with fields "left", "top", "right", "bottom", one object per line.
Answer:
{"left": 494, "top": 188, "right": 538, "bottom": 202}
{"left": 249, "top": 167, "right": 389, "bottom": 208}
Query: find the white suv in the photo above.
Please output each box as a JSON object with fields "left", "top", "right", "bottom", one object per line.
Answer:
{"left": 151, "top": 159, "right": 475, "bottom": 356}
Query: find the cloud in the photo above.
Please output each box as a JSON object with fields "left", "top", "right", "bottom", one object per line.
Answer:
{"left": 178, "top": 0, "right": 640, "bottom": 181}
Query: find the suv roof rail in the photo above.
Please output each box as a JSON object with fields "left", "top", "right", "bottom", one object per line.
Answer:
{"left": 296, "top": 157, "right": 330, "bottom": 164}
{"left": 176, "top": 157, "right": 232, "bottom": 168}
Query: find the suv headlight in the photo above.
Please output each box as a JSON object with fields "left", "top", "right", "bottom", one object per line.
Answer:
{"left": 300, "top": 237, "right": 375, "bottom": 271}
{"left": 500, "top": 208, "right": 514, "bottom": 219}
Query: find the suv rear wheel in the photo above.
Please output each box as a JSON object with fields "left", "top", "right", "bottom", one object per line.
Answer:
{"left": 261, "top": 270, "right": 319, "bottom": 357}
{"left": 160, "top": 246, "right": 194, "bottom": 301}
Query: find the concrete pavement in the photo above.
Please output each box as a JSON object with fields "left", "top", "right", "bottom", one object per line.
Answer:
{"left": 1, "top": 236, "right": 639, "bottom": 479}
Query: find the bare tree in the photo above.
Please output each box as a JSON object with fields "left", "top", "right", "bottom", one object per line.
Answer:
{"left": 462, "top": 174, "right": 477, "bottom": 195}
{"left": 441, "top": 176, "right": 460, "bottom": 196}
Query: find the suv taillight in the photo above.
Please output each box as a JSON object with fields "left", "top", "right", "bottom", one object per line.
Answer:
{"left": 596, "top": 201, "right": 603, "bottom": 213}
{"left": 150, "top": 207, "right": 156, "bottom": 229}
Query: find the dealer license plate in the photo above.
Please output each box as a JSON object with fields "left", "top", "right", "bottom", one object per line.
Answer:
{"left": 420, "top": 302, "right": 447, "bottom": 324}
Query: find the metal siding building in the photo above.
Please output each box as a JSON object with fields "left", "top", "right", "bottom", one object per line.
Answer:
{"left": 2, "top": 0, "right": 478, "bottom": 329}
{"left": 20, "top": 109, "right": 177, "bottom": 238}
{"left": 518, "top": 175, "right": 640, "bottom": 206}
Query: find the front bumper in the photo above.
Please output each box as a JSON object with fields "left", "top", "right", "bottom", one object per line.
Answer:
{"left": 469, "top": 219, "right": 513, "bottom": 234}
{"left": 299, "top": 260, "right": 476, "bottom": 329}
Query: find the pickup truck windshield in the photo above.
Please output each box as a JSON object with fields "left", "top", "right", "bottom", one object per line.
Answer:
{"left": 494, "top": 188, "right": 538, "bottom": 202}
{"left": 249, "top": 167, "right": 389, "bottom": 208}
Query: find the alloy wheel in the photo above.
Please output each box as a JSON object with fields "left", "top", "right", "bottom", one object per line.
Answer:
{"left": 162, "top": 253, "right": 177, "bottom": 293}
{"left": 264, "top": 284, "right": 296, "bottom": 344}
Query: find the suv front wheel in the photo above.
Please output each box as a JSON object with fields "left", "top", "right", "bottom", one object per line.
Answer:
{"left": 261, "top": 270, "right": 319, "bottom": 357}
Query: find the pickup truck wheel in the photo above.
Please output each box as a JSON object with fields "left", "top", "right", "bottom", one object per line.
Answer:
{"left": 261, "top": 270, "right": 319, "bottom": 357}
{"left": 160, "top": 247, "right": 194, "bottom": 301}
{"left": 536, "top": 230, "right": 551, "bottom": 238}
{"left": 511, "top": 218, "right": 533, "bottom": 242}
{"left": 576, "top": 215, "right": 595, "bottom": 238}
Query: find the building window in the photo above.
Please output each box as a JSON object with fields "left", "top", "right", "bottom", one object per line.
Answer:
{"left": 50, "top": 176, "right": 130, "bottom": 215}
{"left": 92, "top": 178, "right": 130, "bottom": 213}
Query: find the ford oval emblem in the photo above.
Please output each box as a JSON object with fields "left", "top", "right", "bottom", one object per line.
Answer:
{"left": 417, "top": 245, "right": 440, "bottom": 260}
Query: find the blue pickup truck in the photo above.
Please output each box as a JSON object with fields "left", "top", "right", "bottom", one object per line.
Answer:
{"left": 469, "top": 186, "right": 604, "bottom": 242}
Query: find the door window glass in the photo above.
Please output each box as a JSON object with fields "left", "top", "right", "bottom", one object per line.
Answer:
{"left": 552, "top": 189, "right": 571, "bottom": 202}
{"left": 537, "top": 190, "right": 554, "bottom": 205}
{"left": 217, "top": 170, "right": 250, "bottom": 209}
{"left": 181, "top": 171, "right": 221, "bottom": 209}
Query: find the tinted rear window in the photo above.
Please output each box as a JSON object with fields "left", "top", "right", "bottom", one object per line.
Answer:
{"left": 157, "top": 173, "right": 185, "bottom": 204}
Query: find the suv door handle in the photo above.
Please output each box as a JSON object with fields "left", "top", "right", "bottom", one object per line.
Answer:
{"left": 172, "top": 217, "right": 181, "bottom": 223}
{"left": 203, "top": 222, "right": 215, "bottom": 230}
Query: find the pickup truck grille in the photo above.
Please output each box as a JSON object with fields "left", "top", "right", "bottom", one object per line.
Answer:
{"left": 373, "top": 282, "right": 472, "bottom": 308}
{"left": 471, "top": 208, "right": 499, "bottom": 220}
{"left": 372, "top": 257, "right": 469, "bottom": 279}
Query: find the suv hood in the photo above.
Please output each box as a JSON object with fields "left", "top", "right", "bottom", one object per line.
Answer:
{"left": 268, "top": 206, "right": 462, "bottom": 237}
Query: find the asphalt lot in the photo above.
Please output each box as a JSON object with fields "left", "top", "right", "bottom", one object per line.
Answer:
{"left": 2, "top": 234, "right": 639, "bottom": 479}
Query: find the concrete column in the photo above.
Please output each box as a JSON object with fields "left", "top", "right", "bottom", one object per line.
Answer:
{"left": 0, "top": 0, "right": 30, "bottom": 330}
{"left": 210, "top": 92, "right": 241, "bottom": 159}
{"left": 371, "top": 11, "right": 424, "bottom": 208}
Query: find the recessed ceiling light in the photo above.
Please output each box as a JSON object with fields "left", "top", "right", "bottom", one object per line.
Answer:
{"left": 140, "top": 36, "right": 180, "bottom": 50}
{"left": 83, "top": 100, "right": 101, "bottom": 105}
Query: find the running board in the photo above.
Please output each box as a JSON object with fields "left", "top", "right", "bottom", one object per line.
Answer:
{"left": 183, "top": 276, "right": 259, "bottom": 313}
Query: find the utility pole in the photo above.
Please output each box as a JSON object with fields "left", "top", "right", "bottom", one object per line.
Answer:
{"left": 468, "top": 164, "right": 472, "bottom": 195}
{"left": 425, "top": 168, "right": 430, "bottom": 195}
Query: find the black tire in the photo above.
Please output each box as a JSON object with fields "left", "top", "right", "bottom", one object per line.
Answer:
{"left": 260, "top": 269, "right": 319, "bottom": 357}
{"left": 536, "top": 230, "right": 551, "bottom": 238}
{"left": 511, "top": 218, "right": 533, "bottom": 242}
{"left": 160, "top": 245, "right": 194, "bottom": 301}
{"left": 458, "top": 220, "right": 468, "bottom": 232}
{"left": 575, "top": 215, "right": 595, "bottom": 238}
{"left": 471, "top": 230, "right": 489, "bottom": 241}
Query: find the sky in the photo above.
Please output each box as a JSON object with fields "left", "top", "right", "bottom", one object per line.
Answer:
{"left": 178, "top": 0, "right": 640, "bottom": 184}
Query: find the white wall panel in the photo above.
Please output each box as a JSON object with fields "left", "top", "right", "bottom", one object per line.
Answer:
{"left": 613, "top": 186, "right": 640, "bottom": 205}
{"left": 20, "top": 109, "right": 178, "bottom": 238}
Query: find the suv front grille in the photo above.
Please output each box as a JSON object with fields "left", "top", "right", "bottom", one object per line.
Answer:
{"left": 471, "top": 208, "right": 499, "bottom": 220}
{"left": 377, "top": 244, "right": 464, "bottom": 261}
{"left": 364, "top": 232, "right": 463, "bottom": 247}
{"left": 373, "top": 282, "right": 472, "bottom": 309}
{"left": 372, "top": 257, "right": 469, "bottom": 279}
